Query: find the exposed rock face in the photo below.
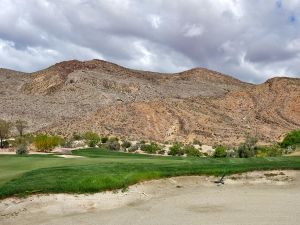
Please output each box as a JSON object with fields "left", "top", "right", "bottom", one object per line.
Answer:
{"left": 0, "top": 59, "right": 299, "bottom": 145}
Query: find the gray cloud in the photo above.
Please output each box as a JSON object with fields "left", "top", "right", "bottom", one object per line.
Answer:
{"left": 0, "top": 0, "right": 299, "bottom": 83}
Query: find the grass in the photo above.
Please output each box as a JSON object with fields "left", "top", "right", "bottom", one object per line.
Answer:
{"left": 0, "top": 148, "right": 300, "bottom": 199}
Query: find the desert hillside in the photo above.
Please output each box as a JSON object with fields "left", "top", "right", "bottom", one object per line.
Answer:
{"left": 0, "top": 59, "right": 299, "bottom": 145}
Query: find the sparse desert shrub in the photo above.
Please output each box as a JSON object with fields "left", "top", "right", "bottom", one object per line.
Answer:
{"left": 256, "top": 144, "right": 283, "bottom": 157}
{"left": 141, "top": 142, "right": 161, "bottom": 154}
{"left": 16, "top": 144, "right": 28, "bottom": 155}
{"left": 158, "top": 149, "right": 166, "bottom": 155}
{"left": 121, "top": 141, "right": 131, "bottom": 149}
{"left": 192, "top": 139, "right": 202, "bottom": 146}
{"left": 184, "top": 145, "right": 202, "bottom": 157}
{"left": 280, "top": 130, "right": 300, "bottom": 149}
{"left": 128, "top": 144, "right": 139, "bottom": 152}
{"left": 64, "top": 140, "right": 73, "bottom": 148}
{"left": 213, "top": 145, "right": 227, "bottom": 158}
{"left": 83, "top": 132, "right": 100, "bottom": 142}
{"left": 2, "top": 140, "right": 9, "bottom": 148}
{"left": 237, "top": 145, "right": 255, "bottom": 158}
{"left": 237, "top": 136, "right": 258, "bottom": 158}
{"left": 33, "top": 134, "right": 64, "bottom": 152}
{"left": 105, "top": 139, "right": 120, "bottom": 151}
{"left": 168, "top": 143, "right": 184, "bottom": 156}
{"left": 109, "top": 137, "right": 119, "bottom": 142}
{"left": 101, "top": 136, "right": 109, "bottom": 143}
{"left": 72, "top": 132, "right": 82, "bottom": 141}
{"left": 0, "top": 119, "right": 11, "bottom": 148}
{"left": 15, "top": 119, "right": 28, "bottom": 137}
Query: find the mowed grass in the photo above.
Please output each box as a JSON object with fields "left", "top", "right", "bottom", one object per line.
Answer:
{"left": 0, "top": 148, "right": 300, "bottom": 199}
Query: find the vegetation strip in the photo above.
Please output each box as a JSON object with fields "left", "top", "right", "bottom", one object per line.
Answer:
{"left": 0, "top": 148, "right": 300, "bottom": 199}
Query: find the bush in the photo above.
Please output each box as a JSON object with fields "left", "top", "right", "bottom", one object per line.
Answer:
{"left": 213, "top": 146, "right": 227, "bottom": 158}
{"left": 2, "top": 140, "right": 9, "bottom": 148}
{"left": 237, "top": 144, "right": 255, "bottom": 158}
{"left": 193, "top": 139, "right": 202, "bottom": 146}
{"left": 168, "top": 143, "right": 184, "bottom": 156}
{"left": 121, "top": 141, "right": 131, "bottom": 149}
{"left": 105, "top": 140, "right": 120, "bottom": 151}
{"left": 128, "top": 144, "right": 139, "bottom": 152}
{"left": 281, "top": 130, "right": 300, "bottom": 148}
{"left": 88, "top": 140, "right": 98, "bottom": 147}
{"left": 16, "top": 144, "right": 28, "bottom": 155}
{"left": 83, "top": 132, "right": 100, "bottom": 142}
{"left": 158, "top": 149, "right": 166, "bottom": 155}
{"left": 237, "top": 136, "right": 258, "bottom": 158}
{"left": 72, "top": 133, "right": 82, "bottom": 140}
{"left": 141, "top": 143, "right": 161, "bottom": 154}
{"left": 101, "top": 136, "right": 109, "bottom": 143}
{"left": 256, "top": 145, "right": 283, "bottom": 157}
{"left": 33, "top": 134, "right": 64, "bottom": 152}
{"left": 184, "top": 145, "right": 202, "bottom": 157}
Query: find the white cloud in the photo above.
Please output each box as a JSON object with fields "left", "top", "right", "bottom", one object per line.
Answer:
{"left": 183, "top": 24, "right": 204, "bottom": 37}
{"left": 147, "top": 15, "right": 161, "bottom": 29}
{"left": 0, "top": 0, "right": 299, "bottom": 83}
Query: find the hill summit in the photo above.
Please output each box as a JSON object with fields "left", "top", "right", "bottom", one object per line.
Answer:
{"left": 1, "top": 59, "right": 299, "bottom": 145}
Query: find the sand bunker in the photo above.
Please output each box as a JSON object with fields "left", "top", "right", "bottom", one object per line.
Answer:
{"left": 1, "top": 170, "right": 300, "bottom": 225}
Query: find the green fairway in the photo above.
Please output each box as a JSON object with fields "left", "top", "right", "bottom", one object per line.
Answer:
{"left": 0, "top": 148, "right": 300, "bottom": 199}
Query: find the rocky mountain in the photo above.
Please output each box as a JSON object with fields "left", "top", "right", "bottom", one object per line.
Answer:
{"left": 0, "top": 59, "right": 299, "bottom": 145}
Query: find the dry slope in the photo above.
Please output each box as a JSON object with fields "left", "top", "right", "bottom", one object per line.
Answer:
{"left": 0, "top": 59, "right": 299, "bottom": 145}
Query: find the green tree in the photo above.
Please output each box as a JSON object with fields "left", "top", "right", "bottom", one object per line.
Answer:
{"left": 168, "top": 143, "right": 184, "bottom": 156}
{"left": 281, "top": 130, "right": 300, "bottom": 148}
{"left": 213, "top": 146, "right": 227, "bottom": 158}
{"left": 184, "top": 145, "right": 202, "bottom": 157}
{"left": 141, "top": 142, "right": 160, "bottom": 154}
{"left": 0, "top": 119, "right": 11, "bottom": 148}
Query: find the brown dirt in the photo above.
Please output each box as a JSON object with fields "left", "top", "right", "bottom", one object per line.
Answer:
{"left": 0, "top": 60, "right": 299, "bottom": 145}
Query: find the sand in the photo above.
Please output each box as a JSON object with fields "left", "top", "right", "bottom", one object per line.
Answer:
{"left": 1, "top": 170, "right": 300, "bottom": 225}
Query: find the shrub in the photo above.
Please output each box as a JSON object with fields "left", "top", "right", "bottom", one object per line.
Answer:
{"left": 101, "top": 136, "right": 109, "bottom": 143}
{"left": 121, "top": 141, "right": 131, "bottom": 149}
{"left": 280, "top": 130, "right": 300, "bottom": 148}
{"left": 72, "top": 132, "right": 82, "bottom": 140}
{"left": 128, "top": 144, "right": 139, "bottom": 152}
{"left": 192, "top": 139, "right": 202, "bottom": 146}
{"left": 141, "top": 142, "right": 161, "bottom": 154}
{"left": 184, "top": 145, "right": 202, "bottom": 157}
{"left": 237, "top": 136, "right": 258, "bottom": 158}
{"left": 2, "top": 140, "right": 9, "bottom": 148}
{"left": 105, "top": 140, "right": 120, "bottom": 151}
{"left": 83, "top": 132, "right": 100, "bottom": 142}
{"left": 16, "top": 144, "right": 28, "bottom": 155}
{"left": 256, "top": 144, "right": 283, "bottom": 157}
{"left": 88, "top": 140, "right": 98, "bottom": 147}
{"left": 158, "top": 149, "right": 166, "bottom": 155}
{"left": 237, "top": 144, "right": 255, "bottom": 158}
{"left": 168, "top": 143, "right": 184, "bottom": 156}
{"left": 33, "top": 134, "right": 64, "bottom": 152}
{"left": 213, "top": 146, "right": 227, "bottom": 158}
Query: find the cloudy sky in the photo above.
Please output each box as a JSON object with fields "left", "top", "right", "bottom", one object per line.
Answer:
{"left": 0, "top": 0, "right": 299, "bottom": 83}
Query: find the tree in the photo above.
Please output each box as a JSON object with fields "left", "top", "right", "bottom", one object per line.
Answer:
{"left": 213, "top": 145, "right": 227, "bottom": 158}
{"left": 0, "top": 119, "right": 11, "bottom": 148}
{"left": 168, "top": 143, "right": 184, "bottom": 156}
{"left": 15, "top": 119, "right": 28, "bottom": 137}
{"left": 184, "top": 145, "right": 202, "bottom": 157}
{"left": 281, "top": 130, "right": 300, "bottom": 148}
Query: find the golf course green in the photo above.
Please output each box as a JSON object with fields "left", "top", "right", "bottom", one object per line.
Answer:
{"left": 0, "top": 148, "right": 300, "bottom": 199}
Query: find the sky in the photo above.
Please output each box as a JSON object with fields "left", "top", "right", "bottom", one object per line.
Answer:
{"left": 0, "top": 0, "right": 299, "bottom": 83}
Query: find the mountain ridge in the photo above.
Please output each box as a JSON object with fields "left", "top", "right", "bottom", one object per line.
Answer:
{"left": 0, "top": 59, "right": 299, "bottom": 145}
